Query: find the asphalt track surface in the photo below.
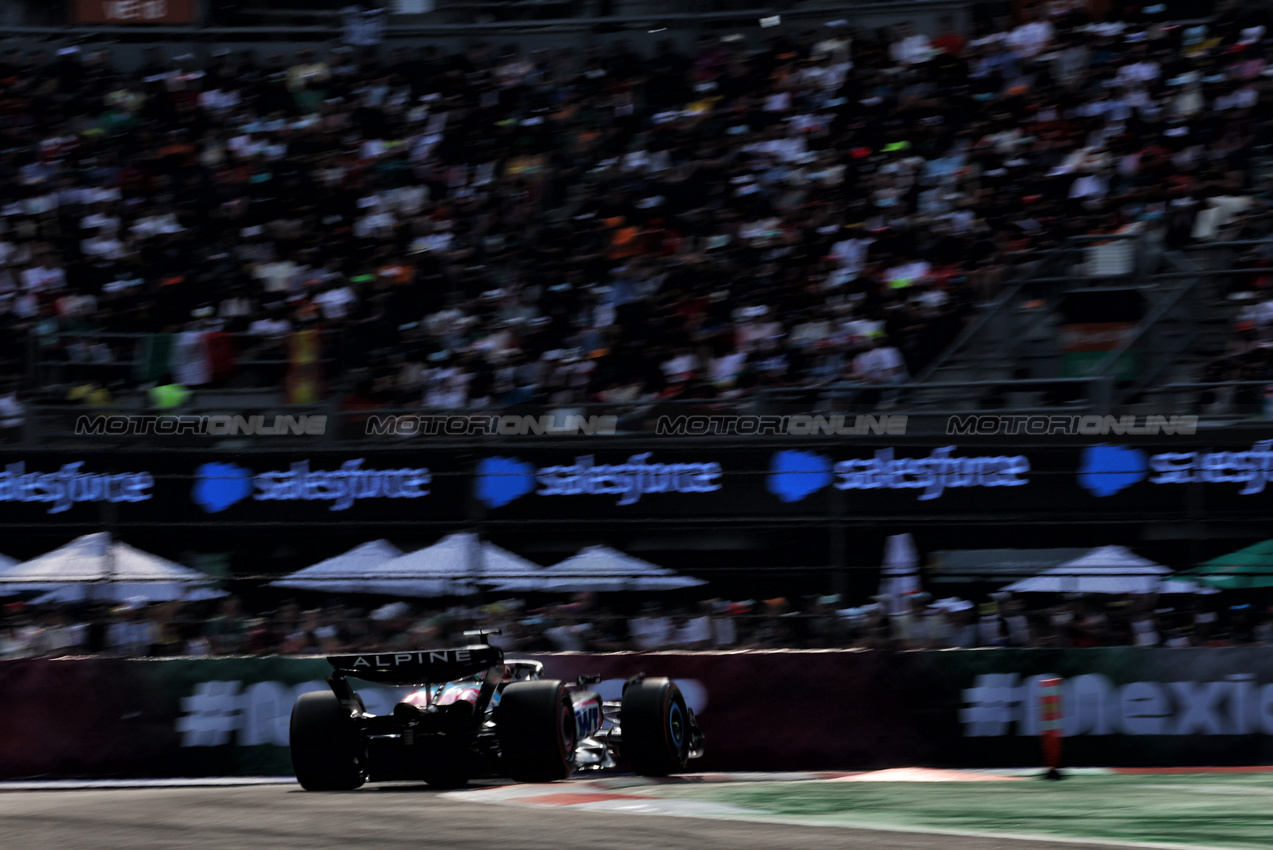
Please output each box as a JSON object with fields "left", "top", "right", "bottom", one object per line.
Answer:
{"left": 0, "top": 783, "right": 1166, "bottom": 850}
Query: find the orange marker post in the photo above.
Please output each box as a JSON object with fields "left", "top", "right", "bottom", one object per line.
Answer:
{"left": 1039, "top": 677, "right": 1064, "bottom": 780}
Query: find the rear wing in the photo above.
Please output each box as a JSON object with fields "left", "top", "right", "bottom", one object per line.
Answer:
{"left": 328, "top": 645, "right": 504, "bottom": 685}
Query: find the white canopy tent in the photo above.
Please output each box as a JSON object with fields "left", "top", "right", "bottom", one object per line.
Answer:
{"left": 373, "top": 533, "right": 545, "bottom": 596}
{"left": 30, "top": 583, "right": 229, "bottom": 605}
{"left": 0, "top": 533, "right": 225, "bottom": 603}
{"left": 1159, "top": 578, "right": 1221, "bottom": 595}
{"left": 490, "top": 545, "right": 705, "bottom": 593}
{"left": 1001, "top": 545, "right": 1173, "bottom": 595}
{"left": 0, "top": 551, "right": 17, "bottom": 593}
{"left": 273, "top": 533, "right": 543, "bottom": 597}
{"left": 268, "top": 540, "right": 404, "bottom": 593}
{"left": 878, "top": 533, "right": 921, "bottom": 615}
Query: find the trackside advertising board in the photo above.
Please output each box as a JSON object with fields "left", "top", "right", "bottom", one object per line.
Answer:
{"left": 5, "top": 649, "right": 1273, "bottom": 778}
{"left": 4, "top": 442, "right": 1273, "bottom": 526}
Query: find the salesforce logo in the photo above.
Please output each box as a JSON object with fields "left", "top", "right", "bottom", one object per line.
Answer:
{"left": 192, "top": 462, "right": 254, "bottom": 513}
{"left": 474, "top": 453, "right": 722, "bottom": 508}
{"left": 769, "top": 451, "right": 833, "bottom": 503}
{"left": 192, "top": 459, "right": 431, "bottom": 513}
{"left": 1077, "top": 445, "right": 1148, "bottom": 497}
{"left": 475, "top": 457, "right": 536, "bottom": 508}
{"left": 767, "top": 446, "right": 1030, "bottom": 503}
{"left": 1076, "top": 442, "right": 1273, "bottom": 497}
{"left": 0, "top": 461, "right": 154, "bottom": 514}
{"left": 1143, "top": 440, "right": 1273, "bottom": 496}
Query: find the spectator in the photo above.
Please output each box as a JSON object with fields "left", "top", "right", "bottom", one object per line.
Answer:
{"left": 630, "top": 602, "right": 673, "bottom": 650}
{"left": 0, "top": 385, "right": 23, "bottom": 442}
{"left": 543, "top": 604, "right": 591, "bottom": 651}
{"left": 0, "top": 11, "right": 1265, "bottom": 420}
{"left": 1007, "top": 5, "right": 1055, "bottom": 59}
{"left": 890, "top": 21, "right": 933, "bottom": 66}
{"left": 148, "top": 373, "right": 192, "bottom": 410}
{"left": 850, "top": 335, "right": 909, "bottom": 406}
{"left": 1002, "top": 597, "right": 1032, "bottom": 647}
{"left": 203, "top": 596, "right": 248, "bottom": 654}
{"left": 107, "top": 599, "right": 157, "bottom": 657}
{"left": 931, "top": 16, "right": 968, "bottom": 56}
{"left": 946, "top": 601, "right": 978, "bottom": 648}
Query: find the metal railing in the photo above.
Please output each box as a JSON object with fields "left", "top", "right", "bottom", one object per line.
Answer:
{"left": 911, "top": 234, "right": 1145, "bottom": 383}
{"left": 0, "top": 0, "right": 972, "bottom": 35}
{"left": 899, "top": 232, "right": 1271, "bottom": 416}
{"left": 27, "top": 330, "right": 342, "bottom": 396}
{"left": 9, "top": 383, "right": 1273, "bottom": 447}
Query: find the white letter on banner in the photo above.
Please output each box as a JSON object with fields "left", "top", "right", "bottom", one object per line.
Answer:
{"left": 175, "top": 680, "right": 242, "bottom": 747}
{"left": 1227, "top": 675, "right": 1257, "bottom": 735}
{"left": 1259, "top": 684, "right": 1273, "bottom": 735}
{"left": 241, "top": 680, "right": 292, "bottom": 746}
{"left": 1118, "top": 682, "right": 1170, "bottom": 735}
{"left": 1063, "top": 674, "right": 1116, "bottom": 736}
{"left": 1167, "top": 681, "right": 1231, "bottom": 735}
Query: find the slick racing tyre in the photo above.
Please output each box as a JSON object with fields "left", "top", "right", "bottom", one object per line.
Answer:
{"left": 496, "top": 680, "right": 577, "bottom": 782}
{"left": 290, "top": 691, "right": 367, "bottom": 791}
{"left": 621, "top": 678, "right": 691, "bottom": 777}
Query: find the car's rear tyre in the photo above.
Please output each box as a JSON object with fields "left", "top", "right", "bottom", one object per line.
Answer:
{"left": 290, "top": 691, "right": 367, "bottom": 791}
{"left": 496, "top": 680, "right": 576, "bottom": 782}
{"left": 621, "top": 678, "right": 691, "bottom": 777}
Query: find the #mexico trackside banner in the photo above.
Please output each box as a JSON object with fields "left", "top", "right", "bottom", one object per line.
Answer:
{"left": 4, "top": 649, "right": 1273, "bottom": 779}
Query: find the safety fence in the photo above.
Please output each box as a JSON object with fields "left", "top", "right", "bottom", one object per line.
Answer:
{"left": 4, "top": 647, "right": 1273, "bottom": 779}
{"left": 2, "top": 0, "right": 971, "bottom": 33}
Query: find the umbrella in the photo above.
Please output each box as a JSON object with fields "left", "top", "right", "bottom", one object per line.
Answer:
{"left": 1177, "top": 540, "right": 1273, "bottom": 590}
{"left": 268, "top": 540, "right": 404, "bottom": 592}
{"left": 0, "top": 532, "right": 224, "bottom": 603}
{"left": 1001, "top": 545, "right": 1170, "bottom": 594}
{"left": 491, "top": 545, "right": 705, "bottom": 593}
{"left": 878, "top": 533, "right": 920, "bottom": 615}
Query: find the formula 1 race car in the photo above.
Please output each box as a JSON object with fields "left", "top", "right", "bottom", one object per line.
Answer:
{"left": 289, "top": 631, "right": 703, "bottom": 790}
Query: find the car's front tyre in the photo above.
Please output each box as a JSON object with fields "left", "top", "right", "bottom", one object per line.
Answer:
{"left": 621, "top": 677, "right": 691, "bottom": 777}
{"left": 290, "top": 690, "right": 367, "bottom": 791}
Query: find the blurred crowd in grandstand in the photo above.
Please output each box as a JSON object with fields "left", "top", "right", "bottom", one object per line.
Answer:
{"left": 3, "top": 591, "right": 1272, "bottom": 657}
{"left": 2, "top": 0, "right": 1272, "bottom": 417}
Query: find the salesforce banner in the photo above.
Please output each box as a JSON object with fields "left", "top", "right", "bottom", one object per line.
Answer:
{"left": 0, "top": 461, "right": 155, "bottom": 517}
{"left": 473, "top": 452, "right": 725, "bottom": 515}
{"left": 192, "top": 459, "right": 433, "bottom": 514}
{"left": 3, "top": 441, "right": 1273, "bottom": 526}
{"left": 180, "top": 455, "right": 468, "bottom": 524}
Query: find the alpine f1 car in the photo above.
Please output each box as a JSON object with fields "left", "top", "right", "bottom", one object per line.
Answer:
{"left": 289, "top": 631, "right": 703, "bottom": 790}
